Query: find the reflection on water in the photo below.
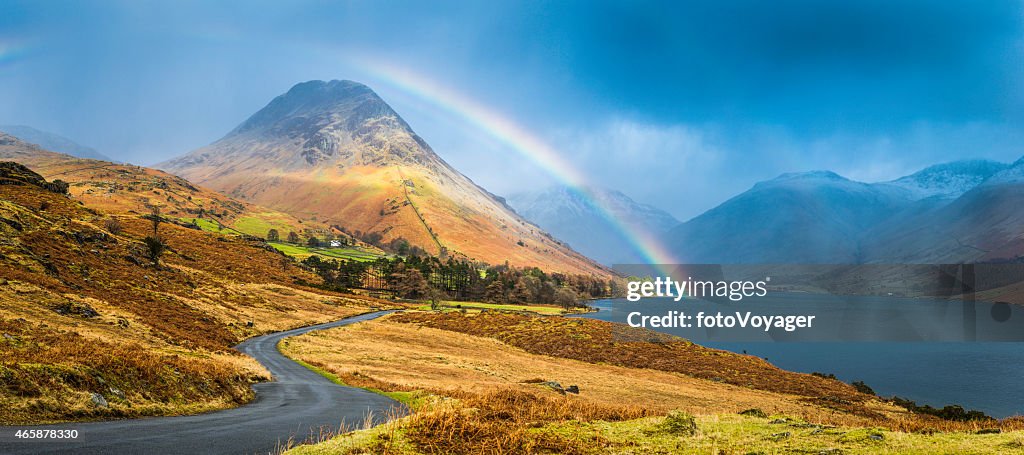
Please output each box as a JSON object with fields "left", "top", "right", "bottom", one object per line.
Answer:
{"left": 582, "top": 298, "right": 1024, "bottom": 418}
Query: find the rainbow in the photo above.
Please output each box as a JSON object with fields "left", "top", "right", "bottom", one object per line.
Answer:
{"left": 353, "top": 58, "right": 680, "bottom": 267}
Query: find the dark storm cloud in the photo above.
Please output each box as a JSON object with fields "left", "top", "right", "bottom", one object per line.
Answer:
{"left": 554, "top": 0, "right": 1022, "bottom": 128}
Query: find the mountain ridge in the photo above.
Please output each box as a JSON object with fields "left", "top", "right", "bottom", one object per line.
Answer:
{"left": 667, "top": 157, "right": 1024, "bottom": 264}
{"left": 881, "top": 159, "right": 1009, "bottom": 200}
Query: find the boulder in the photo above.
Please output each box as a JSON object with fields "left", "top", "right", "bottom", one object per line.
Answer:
{"left": 739, "top": 408, "right": 767, "bottom": 418}
{"left": 540, "top": 381, "right": 565, "bottom": 395}
{"left": 90, "top": 392, "right": 108, "bottom": 408}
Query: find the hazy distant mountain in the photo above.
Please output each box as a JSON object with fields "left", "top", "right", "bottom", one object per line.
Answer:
{"left": 0, "top": 125, "right": 110, "bottom": 161}
{"left": 667, "top": 171, "right": 911, "bottom": 263}
{"left": 880, "top": 159, "right": 1008, "bottom": 200}
{"left": 159, "top": 80, "right": 604, "bottom": 274}
{"left": 507, "top": 186, "right": 680, "bottom": 265}
{"left": 667, "top": 159, "right": 1024, "bottom": 264}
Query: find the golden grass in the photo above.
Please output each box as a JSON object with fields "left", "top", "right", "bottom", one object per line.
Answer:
{"left": 172, "top": 159, "right": 607, "bottom": 275}
{"left": 389, "top": 312, "right": 869, "bottom": 403}
{"left": 0, "top": 181, "right": 388, "bottom": 424}
{"left": 0, "top": 316, "right": 264, "bottom": 424}
{"left": 0, "top": 148, "right": 318, "bottom": 236}
{"left": 400, "top": 389, "right": 649, "bottom": 454}
{"left": 281, "top": 316, "right": 900, "bottom": 428}
{"left": 281, "top": 315, "right": 1024, "bottom": 455}
{"left": 289, "top": 409, "right": 1024, "bottom": 455}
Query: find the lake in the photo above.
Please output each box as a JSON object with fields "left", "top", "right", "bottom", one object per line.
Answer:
{"left": 581, "top": 296, "right": 1024, "bottom": 418}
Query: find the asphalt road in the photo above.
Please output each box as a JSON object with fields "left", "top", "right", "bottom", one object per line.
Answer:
{"left": 0, "top": 311, "right": 407, "bottom": 455}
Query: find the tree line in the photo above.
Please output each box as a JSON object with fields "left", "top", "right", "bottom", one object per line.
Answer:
{"left": 301, "top": 255, "right": 619, "bottom": 308}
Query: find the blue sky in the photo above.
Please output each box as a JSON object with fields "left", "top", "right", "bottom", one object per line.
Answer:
{"left": 1, "top": 0, "right": 1022, "bottom": 220}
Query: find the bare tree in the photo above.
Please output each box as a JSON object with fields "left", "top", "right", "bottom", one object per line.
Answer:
{"left": 104, "top": 219, "right": 123, "bottom": 235}
{"left": 146, "top": 206, "right": 162, "bottom": 236}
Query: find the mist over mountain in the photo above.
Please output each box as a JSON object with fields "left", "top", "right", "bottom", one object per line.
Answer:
{"left": 507, "top": 186, "right": 680, "bottom": 265}
{"left": 0, "top": 125, "right": 111, "bottom": 161}
{"left": 667, "top": 159, "right": 1024, "bottom": 264}
{"left": 160, "top": 80, "right": 604, "bottom": 275}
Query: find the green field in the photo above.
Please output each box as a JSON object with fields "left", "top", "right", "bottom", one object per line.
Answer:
{"left": 415, "top": 301, "right": 568, "bottom": 315}
{"left": 175, "top": 217, "right": 385, "bottom": 263}
{"left": 179, "top": 217, "right": 224, "bottom": 233}
{"left": 268, "top": 241, "right": 385, "bottom": 262}
{"left": 231, "top": 213, "right": 296, "bottom": 238}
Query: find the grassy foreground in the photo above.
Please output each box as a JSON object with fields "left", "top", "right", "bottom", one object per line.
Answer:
{"left": 280, "top": 312, "right": 1024, "bottom": 454}
{"left": 284, "top": 409, "right": 1024, "bottom": 455}
{"left": 0, "top": 163, "right": 390, "bottom": 424}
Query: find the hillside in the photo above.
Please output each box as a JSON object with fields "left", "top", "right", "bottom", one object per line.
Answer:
{"left": 158, "top": 80, "right": 606, "bottom": 276}
{"left": 0, "top": 133, "right": 324, "bottom": 241}
{"left": 0, "top": 160, "right": 387, "bottom": 424}
{"left": 865, "top": 159, "right": 1024, "bottom": 263}
{"left": 507, "top": 186, "right": 680, "bottom": 265}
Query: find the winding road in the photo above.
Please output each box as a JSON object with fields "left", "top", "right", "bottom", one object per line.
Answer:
{"left": 0, "top": 311, "right": 406, "bottom": 455}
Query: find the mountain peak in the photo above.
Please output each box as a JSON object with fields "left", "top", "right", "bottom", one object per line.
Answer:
{"left": 186, "top": 79, "right": 439, "bottom": 169}
{"left": 230, "top": 79, "right": 404, "bottom": 137}
{"left": 772, "top": 170, "right": 846, "bottom": 182}
{"left": 752, "top": 170, "right": 853, "bottom": 192}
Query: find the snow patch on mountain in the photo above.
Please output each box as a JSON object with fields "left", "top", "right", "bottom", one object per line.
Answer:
{"left": 881, "top": 160, "right": 1008, "bottom": 199}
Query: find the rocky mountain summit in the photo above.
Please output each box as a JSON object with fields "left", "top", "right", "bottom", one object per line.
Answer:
{"left": 161, "top": 80, "right": 604, "bottom": 274}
